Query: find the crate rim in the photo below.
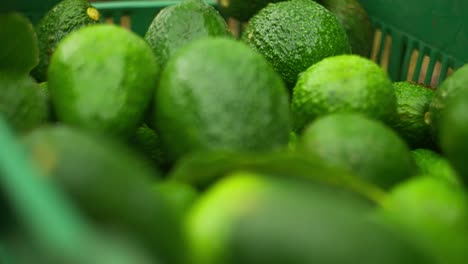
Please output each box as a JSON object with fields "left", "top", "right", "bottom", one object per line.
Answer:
{"left": 92, "top": 0, "right": 217, "bottom": 10}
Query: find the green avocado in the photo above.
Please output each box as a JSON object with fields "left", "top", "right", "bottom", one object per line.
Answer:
{"left": 37, "top": 82, "right": 54, "bottom": 122}
{"left": 439, "top": 89, "right": 468, "bottom": 184}
{"left": 155, "top": 37, "right": 290, "bottom": 162}
{"left": 32, "top": 0, "right": 100, "bottom": 82}
{"left": 381, "top": 176, "right": 468, "bottom": 264}
{"left": 242, "top": 0, "right": 350, "bottom": 88}
{"left": 48, "top": 25, "right": 159, "bottom": 138}
{"left": 22, "top": 125, "right": 186, "bottom": 264}
{"left": 291, "top": 55, "right": 397, "bottom": 132}
{"left": 392, "top": 81, "right": 435, "bottom": 149}
{"left": 299, "top": 113, "right": 416, "bottom": 189}
{"left": 131, "top": 124, "right": 168, "bottom": 169}
{"left": 186, "top": 171, "right": 433, "bottom": 264}
{"left": 428, "top": 64, "right": 468, "bottom": 143}
{"left": 0, "top": 12, "right": 39, "bottom": 74}
{"left": 169, "top": 150, "right": 385, "bottom": 204}
{"left": 315, "top": 0, "right": 374, "bottom": 57}
{"left": 154, "top": 181, "right": 198, "bottom": 217}
{"left": 0, "top": 72, "right": 48, "bottom": 133}
{"left": 411, "top": 148, "right": 460, "bottom": 186}
{"left": 144, "top": 0, "right": 231, "bottom": 69}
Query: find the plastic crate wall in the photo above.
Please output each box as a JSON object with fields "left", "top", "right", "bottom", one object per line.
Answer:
{"left": 360, "top": 0, "right": 467, "bottom": 87}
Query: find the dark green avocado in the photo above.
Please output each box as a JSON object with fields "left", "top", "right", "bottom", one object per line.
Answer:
{"left": 316, "top": 0, "right": 374, "bottom": 57}
{"left": 144, "top": 0, "right": 231, "bottom": 69}
{"left": 32, "top": 0, "right": 100, "bottom": 82}
{"left": 391, "top": 81, "right": 435, "bottom": 149}
{"left": 427, "top": 64, "right": 468, "bottom": 143}
{"left": 242, "top": 0, "right": 350, "bottom": 88}
{"left": 0, "top": 72, "right": 48, "bottom": 133}
{"left": 22, "top": 125, "right": 187, "bottom": 264}
{"left": 0, "top": 12, "right": 39, "bottom": 74}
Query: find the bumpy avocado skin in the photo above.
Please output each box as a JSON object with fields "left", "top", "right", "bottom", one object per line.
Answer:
{"left": 242, "top": 0, "right": 351, "bottom": 88}
{"left": 144, "top": 0, "right": 231, "bottom": 69}
{"left": 0, "top": 72, "right": 48, "bottom": 133}
{"left": 291, "top": 55, "right": 397, "bottom": 132}
{"left": 32, "top": 0, "right": 99, "bottom": 82}
{"left": 155, "top": 37, "right": 290, "bottom": 162}
{"left": 316, "top": 0, "right": 374, "bottom": 57}
{"left": 48, "top": 25, "right": 159, "bottom": 139}
{"left": 392, "top": 81, "right": 434, "bottom": 149}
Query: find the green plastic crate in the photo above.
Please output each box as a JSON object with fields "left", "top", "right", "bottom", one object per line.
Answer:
{"left": 359, "top": 0, "right": 467, "bottom": 86}
{"left": 0, "top": 0, "right": 467, "bottom": 263}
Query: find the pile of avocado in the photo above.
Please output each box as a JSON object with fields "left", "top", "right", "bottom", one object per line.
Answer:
{"left": 1, "top": 0, "right": 467, "bottom": 263}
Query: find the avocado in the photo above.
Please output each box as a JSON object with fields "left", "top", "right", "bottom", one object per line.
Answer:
{"left": 169, "top": 151, "right": 385, "bottom": 204}
{"left": 440, "top": 90, "right": 468, "bottom": 184}
{"left": 242, "top": 0, "right": 350, "bottom": 88}
{"left": 315, "top": 0, "right": 374, "bottom": 57}
{"left": 291, "top": 55, "right": 397, "bottom": 132}
{"left": 186, "top": 171, "right": 433, "bottom": 264}
{"left": 2, "top": 229, "right": 159, "bottom": 264}
{"left": 392, "top": 81, "right": 435, "bottom": 149}
{"left": 155, "top": 37, "right": 290, "bottom": 162}
{"left": 0, "top": 72, "right": 48, "bottom": 133}
{"left": 37, "top": 82, "right": 54, "bottom": 122}
{"left": 218, "top": 0, "right": 281, "bottom": 22}
{"left": 428, "top": 64, "right": 468, "bottom": 143}
{"left": 411, "top": 148, "right": 460, "bottom": 186}
{"left": 288, "top": 131, "right": 298, "bottom": 152}
{"left": 22, "top": 125, "right": 186, "bottom": 264}
{"left": 299, "top": 113, "right": 416, "bottom": 189}
{"left": 144, "top": 0, "right": 231, "bottom": 69}
{"left": 32, "top": 0, "right": 100, "bottom": 82}
{"left": 131, "top": 124, "right": 168, "bottom": 169}
{"left": 48, "top": 25, "right": 159, "bottom": 139}
{"left": 381, "top": 176, "right": 468, "bottom": 264}
{"left": 154, "top": 181, "right": 198, "bottom": 217}
{"left": 0, "top": 12, "right": 39, "bottom": 74}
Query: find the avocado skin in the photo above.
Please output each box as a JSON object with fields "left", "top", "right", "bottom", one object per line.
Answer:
{"left": 242, "top": 0, "right": 350, "bottom": 89}
{"left": 48, "top": 25, "right": 159, "bottom": 139}
{"left": 22, "top": 126, "right": 187, "bottom": 264}
{"left": 411, "top": 148, "right": 461, "bottom": 186}
{"left": 144, "top": 0, "right": 231, "bottom": 69}
{"left": 316, "top": 0, "right": 374, "bottom": 57}
{"left": 32, "top": 0, "right": 99, "bottom": 82}
{"left": 392, "top": 81, "right": 434, "bottom": 149}
{"left": 428, "top": 64, "right": 468, "bottom": 143}
{"left": 0, "top": 12, "right": 39, "bottom": 74}
{"left": 440, "top": 89, "right": 468, "bottom": 184}
{"left": 299, "top": 113, "right": 416, "bottom": 190}
{"left": 0, "top": 72, "right": 48, "bottom": 133}
{"left": 186, "top": 172, "right": 433, "bottom": 264}
{"left": 155, "top": 37, "right": 290, "bottom": 162}
{"left": 291, "top": 55, "right": 397, "bottom": 133}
